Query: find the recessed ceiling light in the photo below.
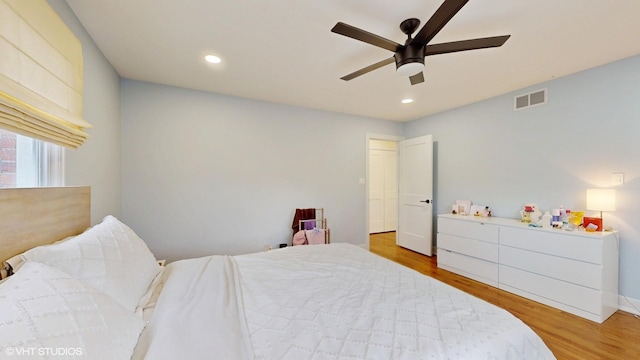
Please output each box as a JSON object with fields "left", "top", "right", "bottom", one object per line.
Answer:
{"left": 401, "top": 98, "right": 413, "bottom": 104}
{"left": 204, "top": 55, "right": 221, "bottom": 64}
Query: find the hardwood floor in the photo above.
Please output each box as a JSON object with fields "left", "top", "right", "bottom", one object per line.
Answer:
{"left": 369, "top": 232, "right": 640, "bottom": 360}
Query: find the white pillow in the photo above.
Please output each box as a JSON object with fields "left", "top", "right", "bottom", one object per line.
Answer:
{"left": 1, "top": 235, "right": 76, "bottom": 280}
{"left": 0, "top": 261, "right": 145, "bottom": 359}
{"left": 23, "top": 215, "right": 160, "bottom": 312}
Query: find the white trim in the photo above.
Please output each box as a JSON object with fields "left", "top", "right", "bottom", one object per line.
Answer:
{"left": 619, "top": 295, "right": 640, "bottom": 316}
{"left": 365, "top": 133, "right": 404, "bottom": 142}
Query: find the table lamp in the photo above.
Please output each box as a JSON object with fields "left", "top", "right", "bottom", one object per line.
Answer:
{"left": 586, "top": 188, "right": 616, "bottom": 230}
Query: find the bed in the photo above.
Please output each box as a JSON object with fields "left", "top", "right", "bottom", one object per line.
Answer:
{"left": 0, "top": 187, "right": 556, "bottom": 359}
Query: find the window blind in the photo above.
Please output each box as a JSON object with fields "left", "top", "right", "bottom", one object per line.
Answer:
{"left": 0, "top": 0, "right": 91, "bottom": 149}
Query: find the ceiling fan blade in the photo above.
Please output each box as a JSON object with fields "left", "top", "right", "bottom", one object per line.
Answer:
{"left": 332, "top": 22, "right": 401, "bottom": 52}
{"left": 411, "top": 0, "right": 469, "bottom": 47}
{"left": 424, "top": 35, "right": 510, "bottom": 56}
{"left": 409, "top": 72, "right": 424, "bottom": 85}
{"left": 340, "top": 57, "right": 395, "bottom": 81}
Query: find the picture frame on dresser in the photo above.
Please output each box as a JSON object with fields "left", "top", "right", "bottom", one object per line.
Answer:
{"left": 455, "top": 200, "right": 471, "bottom": 215}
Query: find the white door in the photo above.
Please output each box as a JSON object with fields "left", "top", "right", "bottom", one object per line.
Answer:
{"left": 397, "top": 135, "right": 433, "bottom": 256}
{"left": 369, "top": 141, "right": 398, "bottom": 234}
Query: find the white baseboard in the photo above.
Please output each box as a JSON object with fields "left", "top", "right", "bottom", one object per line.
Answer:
{"left": 619, "top": 295, "right": 640, "bottom": 315}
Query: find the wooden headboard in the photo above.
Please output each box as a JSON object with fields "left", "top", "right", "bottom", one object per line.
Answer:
{"left": 0, "top": 186, "right": 90, "bottom": 265}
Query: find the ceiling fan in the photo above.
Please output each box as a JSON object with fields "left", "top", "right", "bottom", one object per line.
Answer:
{"left": 331, "top": 0, "right": 510, "bottom": 85}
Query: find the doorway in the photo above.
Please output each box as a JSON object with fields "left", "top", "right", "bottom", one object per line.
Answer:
{"left": 365, "top": 134, "right": 403, "bottom": 250}
{"left": 365, "top": 133, "right": 434, "bottom": 256}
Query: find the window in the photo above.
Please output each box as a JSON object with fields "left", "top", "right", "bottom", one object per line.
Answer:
{"left": 0, "top": 129, "right": 64, "bottom": 188}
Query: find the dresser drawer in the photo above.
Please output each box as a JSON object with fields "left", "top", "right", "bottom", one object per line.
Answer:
{"left": 500, "top": 226, "right": 603, "bottom": 264}
{"left": 438, "top": 217, "right": 499, "bottom": 244}
{"left": 438, "top": 250, "right": 498, "bottom": 286}
{"left": 439, "top": 233, "right": 498, "bottom": 262}
{"left": 499, "top": 265, "right": 602, "bottom": 315}
{"left": 500, "top": 245, "right": 602, "bottom": 290}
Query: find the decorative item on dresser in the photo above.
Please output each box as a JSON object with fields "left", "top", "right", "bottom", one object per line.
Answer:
{"left": 437, "top": 214, "right": 619, "bottom": 323}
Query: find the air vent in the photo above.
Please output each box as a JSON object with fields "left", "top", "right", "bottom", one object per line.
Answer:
{"left": 514, "top": 88, "right": 547, "bottom": 111}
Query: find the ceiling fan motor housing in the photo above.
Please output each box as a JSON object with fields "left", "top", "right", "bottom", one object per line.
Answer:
{"left": 395, "top": 45, "right": 425, "bottom": 75}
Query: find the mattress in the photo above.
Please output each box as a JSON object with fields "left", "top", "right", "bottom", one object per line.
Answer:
{"left": 135, "top": 243, "right": 556, "bottom": 359}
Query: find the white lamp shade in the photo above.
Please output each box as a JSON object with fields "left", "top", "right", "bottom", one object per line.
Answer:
{"left": 396, "top": 62, "right": 424, "bottom": 77}
{"left": 586, "top": 189, "right": 616, "bottom": 212}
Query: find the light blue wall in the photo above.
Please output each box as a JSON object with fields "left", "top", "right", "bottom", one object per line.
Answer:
{"left": 404, "top": 54, "right": 640, "bottom": 300}
{"left": 120, "top": 80, "right": 403, "bottom": 261}
{"left": 49, "top": 0, "right": 122, "bottom": 223}
{"left": 48, "top": 0, "right": 640, "bottom": 301}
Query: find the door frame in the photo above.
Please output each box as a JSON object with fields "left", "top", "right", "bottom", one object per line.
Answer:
{"left": 364, "top": 133, "right": 404, "bottom": 249}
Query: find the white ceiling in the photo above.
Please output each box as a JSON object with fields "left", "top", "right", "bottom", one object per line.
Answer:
{"left": 65, "top": 0, "right": 640, "bottom": 122}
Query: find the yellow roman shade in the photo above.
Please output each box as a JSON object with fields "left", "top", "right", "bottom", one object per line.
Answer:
{"left": 0, "top": 0, "right": 91, "bottom": 149}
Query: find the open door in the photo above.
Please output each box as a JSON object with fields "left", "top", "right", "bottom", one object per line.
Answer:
{"left": 397, "top": 135, "right": 433, "bottom": 256}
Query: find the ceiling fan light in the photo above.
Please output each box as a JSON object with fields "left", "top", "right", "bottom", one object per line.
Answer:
{"left": 204, "top": 55, "right": 221, "bottom": 64}
{"left": 396, "top": 62, "right": 424, "bottom": 77}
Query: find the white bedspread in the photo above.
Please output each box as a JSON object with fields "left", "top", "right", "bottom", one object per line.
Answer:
{"left": 136, "top": 243, "right": 556, "bottom": 359}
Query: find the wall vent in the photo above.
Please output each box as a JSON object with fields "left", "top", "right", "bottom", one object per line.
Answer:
{"left": 514, "top": 88, "right": 547, "bottom": 111}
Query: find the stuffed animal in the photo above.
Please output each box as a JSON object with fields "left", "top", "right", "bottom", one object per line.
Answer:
{"left": 521, "top": 203, "right": 542, "bottom": 223}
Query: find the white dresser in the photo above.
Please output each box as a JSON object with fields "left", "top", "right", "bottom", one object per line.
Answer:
{"left": 437, "top": 215, "right": 499, "bottom": 287}
{"left": 437, "top": 214, "right": 618, "bottom": 323}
